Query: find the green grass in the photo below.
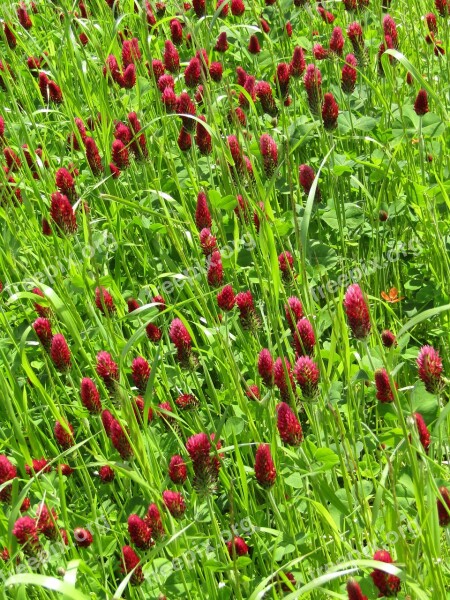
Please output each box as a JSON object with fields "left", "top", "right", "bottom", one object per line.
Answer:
{"left": 0, "top": 0, "right": 449, "bottom": 598}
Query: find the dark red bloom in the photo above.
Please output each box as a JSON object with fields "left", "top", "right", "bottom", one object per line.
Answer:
{"left": 184, "top": 57, "right": 202, "bottom": 88}
{"left": 342, "top": 54, "right": 358, "bottom": 94}
{"left": 294, "top": 318, "right": 316, "bottom": 356}
{"left": 370, "top": 550, "right": 401, "bottom": 596}
{"left": 169, "top": 318, "right": 195, "bottom": 367}
{"left": 128, "top": 514, "right": 152, "bottom": 549}
{"left": 121, "top": 546, "right": 144, "bottom": 585}
{"left": 195, "top": 191, "right": 212, "bottom": 230}
{"left": 169, "top": 455, "right": 187, "bottom": 484}
{"left": 96, "top": 351, "right": 119, "bottom": 390}
{"left": 33, "top": 317, "right": 53, "bottom": 350}
{"left": 217, "top": 284, "right": 235, "bottom": 311}
{"left": 146, "top": 322, "right": 162, "bottom": 342}
{"left": 255, "top": 81, "right": 277, "bottom": 116}
{"left": 227, "top": 536, "right": 249, "bottom": 557}
{"left": 131, "top": 357, "right": 150, "bottom": 393}
{"left": 417, "top": 345, "right": 443, "bottom": 393}
{"left": 164, "top": 40, "right": 180, "bottom": 73}
{"left": 209, "top": 62, "right": 223, "bottom": 82}
{"left": 313, "top": 43, "right": 328, "bottom": 60}
{"left": 122, "top": 38, "right": 141, "bottom": 68}
{"left": 258, "top": 349, "right": 274, "bottom": 387}
{"left": 276, "top": 402, "right": 302, "bottom": 446}
{"left": 260, "top": 17, "right": 270, "bottom": 32}
{"left": 50, "top": 334, "right": 71, "bottom": 371}
{"left": 25, "top": 458, "right": 51, "bottom": 476}
{"left": 195, "top": 116, "right": 212, "bottom": 155}
{"left": 322, "top": 92, "right": 339, "bottom": 130}
{"left": 111, "top": 139, "right": 129, "bottom": 169}
{"left": 235, "top": 290, "right": 259, "bottom": 330}
{"left": 54, "top": 420, "right": 74, "bottom": 449}
{"left": 344, "top": 284, "right": 371, "bottom": 339}
{"left": 294, "top": 356, "right": 319, "bottom": 398}
{"left": 80, "top": 377, "right": 102, "bottom": 414}
{"left": 231, "top": 0, "right": 244, "bottom": 14}
{"left": 95, "top": 287, "right": 115, "bottom": 315}
{"left": 347, "top": 22, "right": 366, "bottom": 61}
{"left": 303, "top": 64, "right": 323, "bottom": 115}
{"left": 17, "top": 4, "right": 33, "bottom": 29}
{"left": 275, "top": 63, "right": 290, "bottom": 99}
{"left": 186, "top": 433, "right": 221, "bottom": 494}
{"left": 74, "top": 528, "right": 93, "bottom": 547}
{"left": 290, "top": 47, "right": 305, "bottom": 77}
{"left": 413, "top": 412, "right": 430, "bottom": 453}
{"left": 273, "top": 357, "right": 295, "bottom": 400}
{"left": 381, "top": 329, "right": 396, "bottom": 348}
{"left": 246, "top": 385, "right": 260, "bottom": 400}
{"left": 0, "top": 455, "right": 17, "bottom": 502}
{"left": 121, "top": 64, "right": 136, "bottom": 89}
{"left": 383, "top": 15, "right": 398, "bottom": 49}
{"left": 437, "top": 487, "right": 450, "bottom": 526}
{"left": 55, "top": 168, "right": 76, "bottom": 200}
{"left": 145, "top": 503, "right": 164, "bottom": 538}
{"left": 278, "top": 251, "right": 294, "bottom": 281}
{"left": 260, "top": 134, "right": 278, "bottom": 178}
{"left": 435, "top": 0, "right": 449, "bottom": 17}
{"left": 102, "top": 410, "right": 115, "bottom": 437}
{"left": 254, "top": 444, "right": 276, "bottom": 488}
{"left": 50, "top": 192, "right": 77, "bottom": 234}
{"left": 162, "top": 490, "right": 186, "bottom": 517}
{"left": 85, "top": 137, "right": 103, "bottom": 175}
{"left": 215, "top": 31, "right": 228, "bottom": 52}
{"left": 375, "top": 369, "right": 396, "bottom": 403}
{"left": 330, "top": 26, "right": 345, "bottom": 55}
{"left": 285, "top": 297, "right": 303, "bottom": 330}
{"left": 248, "top": 34, "right": 261, "bottom": 54}
{"left": 207, "top": 250, "right": 223, "bottom": 287}
{"left": 346, "top": 579, "right": 368, "bottom": 600}
{"left": 317, "top": 6, "right": 335, "bottom": 22}
{"left": 111, "top": 419, "right": 133, "bottom": 459}
{"left": 12, "top": 517, "right": 40, "bottom": 555}
{"left": 414, "top": 89, "right": 429, "bottom": 116}
{"left": 59, "top": 464, "right": 73, "bottom": 476}
{"left": 176, "top": 92, "right": 196, "bottom": 131}
{"left": 99, "top": 465, "right": 115, "bottom": 482}
{"left": 127, "top": 298, "right": 140, "bottom": 313}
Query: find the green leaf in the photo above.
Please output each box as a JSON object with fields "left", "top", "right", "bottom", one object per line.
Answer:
{"left": 5, "top": 574, "right": 90, "bottom": 600}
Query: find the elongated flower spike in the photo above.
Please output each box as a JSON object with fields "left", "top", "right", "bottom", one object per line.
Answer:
{"left": 343, "top": 284, "right": 371, "bottom": 339}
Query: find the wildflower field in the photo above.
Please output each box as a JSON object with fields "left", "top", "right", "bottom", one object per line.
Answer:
{"left": 0, "top": 0, "right": 449, "bottom": 598}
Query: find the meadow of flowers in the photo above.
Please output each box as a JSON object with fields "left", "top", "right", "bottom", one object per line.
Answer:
{"left": 0, "top": 0, "right": 449, "bottom": 598}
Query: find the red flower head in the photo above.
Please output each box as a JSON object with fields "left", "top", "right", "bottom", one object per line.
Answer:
{"left": 370, "top": 550, "right": 401, "bottom": 596}
{"left": 85, "top": 137, "right": 103, "bottom": 175}
{"left": 275, "top": 63, "right": 290, "bottom": 99}
{"left": 322, "top": 92, "right": 339, "bottom": 130}
{"left": 313, "top": 44, "right": 329, "bottom": 60}
{"left": 209, "top": 62, "right": 223, "bottom": 82}
{"left": 186, "top": 432, "right": 221, "bottom": 493}
{"left": 184, "top": 57, "right": 202, "bottom": 88}
{"left": 294, "top": 356, "right": 319, "bottom": 398}
{"left": 195, "top": 116, "right": 212, "bottom": 155}
{"left": 199, "top": 227, "right": 217, "bottom": 256}
{"left": 246, "top": 384, "right": 260, "bottom": 400}
{"left": 236, "top": 290, "right": 259, "bottom": 330}
{"left": 217, "top": 284, "right": 235, "bottom": 311}
{"left": 417, "top": 345, "right": 443, "bottom": 393}
{"left": 55, "top": 167, "right": 76, "bottom": 200}
{"left": 195, "top": 191, "right": 212, "bottom": 230}
{"left": 294, "top": 317, "right": 316, "bottom": 356}
{"left": 381, "top": 329, "right": 396, "bottom": 348}
{"left": 169, "top": 318, "right": 191, "bottom": 350}
{"left": 0, "top": 455, "right": 17, "bottom": 502}
{"left": 4, "top": 148, "right": 21, "bottom": 171}
{"left": 169, "top": 454, "right": 187, "bottom": 484}
{"left": 215, "top": 32, "right": 229, "bottom": 52}
{"left": 96, "top": 351, "right": 119, "bottom": 390}
{"left": 383, "top": 15, "right": 398, "bottom": 49}
{"left": 25, "top": 458, "right": 51, "bottom": 476}
{"left": 231, "top": 0, "right": 245, "bottom": 14}
{"left": 346, "top": 579, "right": 368, "bottom": 600}
{"left": 227, "top": 536, "right": 249, "bottom": 557}
{"left": 317, "top": 6, "right": 335, "bottom": 22}
{"left": 131, "top": 357, "right": 150, "bottom": 393}
{"left": 121, "top": 545, "right": 144, "bottom": 585}
{"left": 122, "top": 38, "right": 141, "bottom": 67}
{"left": 162, "top": 490, "right": 186, "bottom": 518}
{"left": 128, "top": 514, "right": 152, "bottom": 549}
{"left": 186, "top": 432, "right": 211, "bottom": 465}
{"left": 414, "top": 89, "right": 429, "bottom": 116}
{"left": 254, "top": 444, "right": 276, "bottom": 488}
{"left": 146, "top": 322, "right": 162, "bottom": 342}
{"left": 347, "top": 22, "right": 365, "bottom": 59}
{"left": 207, "top": 250, "right": 223, "bottom": 287}
{"left": 111, "top": 419, "right": 133, "bottom": 459}
{"left": 259, "top": 134, "right": 278, "bottom": 178}
{"left": 17, "top": 4, "right": 33, "bottom": 29}
{"left": 303, "top": 64, "right": 323, "bottom": 115}
{"left": 176, "top": 92, "right": 197, "bottom": 131}
{"left": 435, "top": 0, "right": 449, "bottom": 17}
{"left": 255, "top": 81, "right": 278, "bottom": 116}
{"left": 111, "top": 139, "right": 129, "bottom": 169}
{"left": 101, "top": 409, "right": 115, "bottom": 437}
{"left": 413, "top": 412, "right": 430, "bottom": 453}
{"left": 175, "top": 393, "right": 198, "bottom": 410}
{"left": 437, "top": 487, "right": 450, "bottom": 526}
{"left": 248, "top": 34, "right": 261, "bottom": 54}
{"left": 274, "top": 357, "right": 295, "bottom": 399}
{"left": 59, "top": 464, "right": 73, "bottom": 476}
{"left": 344, "top": 284, "right": 371, "bottom": 339}
{"left": 330, "top": 27, "right": 345, "bottom": 56}
{"left": 192, "top": 0, "right": 205, "bottom": 16}
{"left": 74, "top": 527, "right": 93, "bottom": 547}
{"left": 80, "top": 377, "right": 102, "bottom": 414}
{"left": 50, "top": 192, "right": 77, "bottom": 234}
{"left": 260, "top": 17, "right": 270, "bottom": 32}
{"left": 285, "top": 297, "right": 303, "bottom": 330}
{"left": 290, "top": 46, "right": 306, "bottom": 78}
{"left": 145, "top": 503, "right": 165, "bottom": 538}
{"left": 374, "top": 369, "right": 396, "bottom": 403}
{"left": 121, "top": 64, "right": 136, "bottom": 89}
{"left": 258, "top": 349, "right": 274, "bottom": 387}
{"left": 33, "top": 317, "right": 53, "bottom": 350}
{"left": 50, "top": 334, "right": 71, "bottom": 371}
{"left": 278, "top": 251, "right": 294, "bottom": 281}
{"left": 164, "top": 40, "right": 180, "bottom": 72}
{"left": 238, "top": 75, "right": 255, "bottom": 109}
{"left": 54, "top": 420, "right": 74, "bottom": 449}
{"left": 95, "top": 287, "right": 115, "bottom": 315}
{"left": 216, "top": 0, "right": 229, "bottom": 16}
{"left": 12, "top": 516, "right": 40, "bottom": 554}
{"left": 342, "top": 54, "right": 357, "bottom": 94}
{"left": 99, "top": 465, "right": 115, "bottom": 482}
{"left": 127, "top": 298, "right": 140, "bottom": 312}
{"left": 150, "top": 60, "right": 165, "bottom": 81}
{"left": 161, "top": 86, "right": 177, "bottom": 113}
{"left": 285, "top": 21, "right": 292, "bottom": 37}
{"left": 276, "top": 402, "right": 302, "bottom": 446}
